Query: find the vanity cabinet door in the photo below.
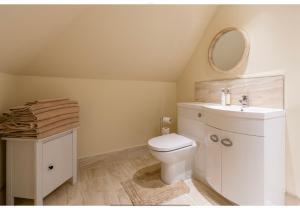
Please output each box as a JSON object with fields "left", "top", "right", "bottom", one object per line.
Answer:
{"left": 205, "top": 126, "right": 222, "bottom": 193}
{"left": 221, "top": 130, "right": 264, "bottom": 205}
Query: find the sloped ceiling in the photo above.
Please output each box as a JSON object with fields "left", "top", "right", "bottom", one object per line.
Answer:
{"left": 0, "top": 5, "right": 217, "bottom": 81}
{"left": 0, "top": 5, "right": 89, "bottom": 75}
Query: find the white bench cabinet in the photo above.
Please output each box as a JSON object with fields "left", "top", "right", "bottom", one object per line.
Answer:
{"left": 3, "top": 128, "right": 77, "bottom": 205}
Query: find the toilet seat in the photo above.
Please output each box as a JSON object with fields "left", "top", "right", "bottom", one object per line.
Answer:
{"left": 148, "top": 133, "right": 193, "bottom": 152}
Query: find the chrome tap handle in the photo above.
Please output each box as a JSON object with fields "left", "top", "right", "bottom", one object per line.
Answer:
{"left": 239, "top": 95, "right": 249, "bottom": 107}
{"left": 239, "top": 98, "right": 243, "bottom": 104}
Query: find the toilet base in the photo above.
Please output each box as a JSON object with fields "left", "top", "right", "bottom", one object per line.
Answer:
{"left": 160, "top": 159, "right": 192, "bottom": 184}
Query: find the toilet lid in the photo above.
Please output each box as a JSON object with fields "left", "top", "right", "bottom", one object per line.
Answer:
{"left": 148, "top": 133, "right": 193, "bottom": 152}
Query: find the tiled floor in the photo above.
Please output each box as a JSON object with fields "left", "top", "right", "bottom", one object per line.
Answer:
{"left": 14, "top": 146, "right": 299, "bottom": 205}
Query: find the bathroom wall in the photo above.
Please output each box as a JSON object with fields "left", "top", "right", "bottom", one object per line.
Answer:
{"left": 0, "top": 73, "right": 17, "bottom": 111}
{"left": 13, "top": 75, "right": 177, "bottom": 158}
{"left": 177, "top": 5, "right": 300, "bottom": 198}
{"left": 0, "top": 72, "right": 17, "bottom": 203}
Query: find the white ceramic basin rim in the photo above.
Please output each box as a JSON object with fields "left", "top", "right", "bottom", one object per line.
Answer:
{"left": 205, "top": 104, "right": 281, "bottom": 113}
{"left": 177, "top": 102, "right": 285, "bottom": 119}
{"left": 203, "top": 104, "right": 284, "bottom": 119}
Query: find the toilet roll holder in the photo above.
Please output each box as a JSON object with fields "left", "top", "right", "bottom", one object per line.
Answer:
{"left": 160, "top": 116, "right": 172, "bottom": 135}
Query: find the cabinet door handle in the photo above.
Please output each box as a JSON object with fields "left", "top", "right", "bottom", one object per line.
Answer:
{"left": 48, "top": 164, "right": 54, "bottom": 171}
{"left": 210, "top": 135, "right": 219, "bottom": 142}
{"left": 198, "top": 112, "right": 202, "bottom": 118}
{"left": 221, "top": 138, "right": 233, "bottom": 147}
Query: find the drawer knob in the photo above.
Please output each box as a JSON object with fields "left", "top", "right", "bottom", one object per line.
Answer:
{"left": 210, "top": 135, "right": 219, "bottom": 142}
{"left": 198, "top": 113, "right": 202, "bottom": 118}
{"left": 221, "top": 138, "right": 233, "bottom": 147}
{"left": 48, "top": 164, "right": 54, "bottom": 170}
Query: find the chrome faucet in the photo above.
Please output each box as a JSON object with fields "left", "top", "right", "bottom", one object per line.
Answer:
{"left": 239, "top": 95, "right": 249, "bottom": 108}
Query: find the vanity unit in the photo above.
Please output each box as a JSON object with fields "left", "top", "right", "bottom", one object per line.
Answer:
{"left": 175, "top": 102, "right": 285, "bottom": 205}
{"left": 189, "top": 25, "right": 285, "bottom": 205}
{"left": 204, "top": 105, "right": 285, "bottom": 205}
{"left": 3, "top": 129, "right": 77, "bottom": 205}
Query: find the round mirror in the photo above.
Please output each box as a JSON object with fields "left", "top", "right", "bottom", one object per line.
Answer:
{"left": 208, "top": 27, "right": 249, "bottom": 73}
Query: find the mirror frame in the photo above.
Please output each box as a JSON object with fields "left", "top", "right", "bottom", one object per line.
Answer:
{"left": 208, "top": 27, "right": 250, "bottom": 73}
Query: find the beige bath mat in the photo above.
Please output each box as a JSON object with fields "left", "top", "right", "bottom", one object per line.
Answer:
{"left": 121, "top": 163, "right": 189, "bottom": 205}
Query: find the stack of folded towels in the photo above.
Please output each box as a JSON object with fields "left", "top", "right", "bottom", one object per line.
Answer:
{"left": 0, "top": 98, "right": 79, "bottom": 139}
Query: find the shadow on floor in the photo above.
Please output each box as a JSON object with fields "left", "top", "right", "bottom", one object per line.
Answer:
{"left": 132, "top": 163, "right": 165, "bottom": 188}
{"left": 189, "top": 178, "right": 234, "bottom": 206}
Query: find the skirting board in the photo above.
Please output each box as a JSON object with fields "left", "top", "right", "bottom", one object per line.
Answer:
{"left": 286, "top": 191, "right": 300, "bottom": 204}
{"left": 78, "top": 144, "right": 148, "bottom": 167}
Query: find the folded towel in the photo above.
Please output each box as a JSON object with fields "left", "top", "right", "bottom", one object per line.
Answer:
{"left": 37, "top": 117, "right": 79, "bottom": 134}
{"left": 10, "top": 99, "right": 78, "bottom": 112}
{"left": 10, "top": 106, "right": 79, "bottom": 121}
{"left": 32, "top": 104, "right": 79, "bottom": 114}
{"left": 33, "top": 112, "right": 79, "bottom": 128}
{"left": 4, "top": 122, "right": 79, "bottom": 139}
{"left": 25, "top": 98, "right": 70, "bottom": 105}
{"left": 0, "top": 98, "right": 80, "bottom": 139}
{"left": 1, "top": 117, "right": 79, "bottom": 133}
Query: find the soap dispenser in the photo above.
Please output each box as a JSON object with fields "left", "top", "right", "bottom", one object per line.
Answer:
{"left": 225, "top": 88, "right": 231, "bottom": 105}
{"left": 221, "top": 88, "right": 226, "bottom": 106}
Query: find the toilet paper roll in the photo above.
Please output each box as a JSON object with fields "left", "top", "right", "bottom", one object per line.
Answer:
{"left": 161, "top": 127, "right": 170, "bottom": 135}
{"left": 162, "top": 116, "right": 172, "bottom": 124}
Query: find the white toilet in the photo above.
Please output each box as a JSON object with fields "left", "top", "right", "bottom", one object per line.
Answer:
{"left": 148, "top": 133, "right": 196, "bottom": 184}
{"left": 148, "top": 103, "right": 206, "bottom": 184}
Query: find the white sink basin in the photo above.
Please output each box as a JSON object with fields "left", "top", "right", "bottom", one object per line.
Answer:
{"left": 203, "top": 104, "right": 284, "bottom": 119}
{"left": 177, "top": 102, "right": 284, "bottom": 119}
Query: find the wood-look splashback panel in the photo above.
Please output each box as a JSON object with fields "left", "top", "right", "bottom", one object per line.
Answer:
{"left": 195, "top": 75, "right": 284, "bottom": 108}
